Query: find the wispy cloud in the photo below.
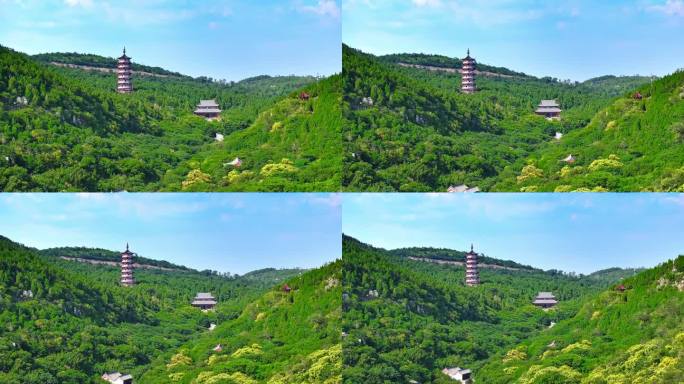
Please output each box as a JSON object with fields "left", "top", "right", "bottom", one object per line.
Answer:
{"left": 647, "top": 0, "right": 684, "bottom": 16}
{"left": 412, "top": 0, "right": 441, "bottom": 7}
{"left": 296, "top": 0, "right": 341, "bottom": 19}
{"left": 64, "top": 0, "right": 92, "bottom": 8}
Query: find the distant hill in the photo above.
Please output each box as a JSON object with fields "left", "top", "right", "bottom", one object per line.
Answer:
{"left": 389, "top": 246, "right": 537, "bottom": 271}
{"left": 585, "top": 266, "right": 644, "bottom": 282}
{"left": 32, "top": 52, "right": 188, "bottom": 77}
{"left": 493, "top": 70, "right": 684, "bottom": 191}
{"left": 378, "top": 52, "right": 531, "bottom": 77}
{"left": 240, "top": 267, "right": 307, "bottom": 283}
{"left": 40, "top": 246, "right": 191, "bottom": 271}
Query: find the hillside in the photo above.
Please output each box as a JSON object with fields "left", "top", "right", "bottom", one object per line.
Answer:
{"left": 389, "top": 247, "right": 537, "bottom": 271}
{"left": 477, "top": 256, "right": 684, "bottom": 383}
{"left": 493, "top": 70, "right": 684, "bottom": 192}
{"left": 32, "top": 52, "right": 188, "bottom": 78}
{"left": 139, "top": 261, "right": 342, "bottom": 383}
{"left": 0, "top": 235, "right": 329, "bottom": 383}
{"left": 341, "top": 235, "right": 624, "bottom": 383}
{"left": 341, "top": 45, "right": 658, "bottom": 191}
{"left": 39, "top": 246, "right": 191, "bottom": 271}
{"left": 0, "top": 45, "right": 340, "bottom": 191}
{"left": 169, "top": 74, "right": 342, "bottom": 191}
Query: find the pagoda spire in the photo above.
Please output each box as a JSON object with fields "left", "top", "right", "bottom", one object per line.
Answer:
{"left": 465, "top": 243, "right": 480, "bottom": 286}
{"left": 116, "top": 48, "right": 133, "bottom": 93}
{"left": 460, "top": 48, "right": 476, "bottom": 94}
{"left": 120, "top": 243, "right": 135, "bottom": 287}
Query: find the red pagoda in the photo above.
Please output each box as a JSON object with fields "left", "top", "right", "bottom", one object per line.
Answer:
{"left": 460, "top": 49, "right": 476, "bottom": 94}
{"left": 465, "top": 244, "right": 480, "bottom": 286}
{"left": 116, "top": 47, "right": 133, "bottom": 94}
{"left": 120, "top": 243, "right": 135, "bottom": 287}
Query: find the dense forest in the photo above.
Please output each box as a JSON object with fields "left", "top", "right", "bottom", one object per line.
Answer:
{"left": 341, "top": 235, "right": 655, "bottom": 383}
{"left": 0, "top": 45, "right": 341, "bottom": 191}
{"left": 492, "top": 70, "right": 684, "bottom": 192}
{"left": 342, "top": 45, "right": 681, "bottom": 191}
{"left": 0, "top": 235, "right": 338, "bottom": 383}
{"left": 478, "top": 256, "right": 684, "bottom": 383}
{"left": 139, "top": 261, "right": 341, "bottom": 383}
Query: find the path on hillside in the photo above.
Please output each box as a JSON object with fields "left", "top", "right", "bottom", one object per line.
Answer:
{"left": 407, "top": 256, "right": 529, "bottom": 271}
{"left": 397, "top": 62, "right": 517, "bottom": 78}
{"left": 49, "top": 62, "right": 176, "bottom": 78}
{"left": 58, "top": 256, "right": 183, "bottom": 272}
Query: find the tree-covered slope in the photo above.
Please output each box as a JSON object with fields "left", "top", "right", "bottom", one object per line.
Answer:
{"left": 477, "top": 256, "right": 684, "bottom": 383}
{"left": 342, "top": 45, "right": 657, "bottom": 191}
{"left": 341, "top": 235, "right": 622, "bottom": 383}
{"left": 493, "top": 70, "right": 684, "bottom": 192}
{"left": 140, "top": 261, "right": 342, "bottom": 384}
{"left": 0, "top": 45, "right": 339, "bottom": 191}
{"left": 168, "top": 75, "right": 342, "bottom": 192}
{"left": 0, "top": 235, "right": 313, "bottom": 383}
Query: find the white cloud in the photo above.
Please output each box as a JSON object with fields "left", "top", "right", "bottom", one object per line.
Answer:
{"left": 412, "top": 0, "right": 441, "bottom": 7}
{"left": 64, "top": 0, "right": 92, "bottom": 7}
{"left": 648, "top": 0, "right": 684, "bottom": 16}
{"left": 297, "top": 0, "right": 341, "bottom": 19}
{"left": 307, "top": 193, "right": 342, "bottom": 208}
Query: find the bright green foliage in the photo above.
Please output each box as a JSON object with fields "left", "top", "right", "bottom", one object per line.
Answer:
{"left": 478, "top": 256, "right": 684, "bottom": 383}
{"left": 495, "top": 72, "right": 684, "bottom": 191}
{"left": 342, "top": 45, "right": 655, "bottom": 191}
{"left": 0, "top": 46, "right": 340, "bottom": 191}
{"left": 341, "top": 235, "right": 626, "bottom": 384}
{"left": 0, "top": 234, "right": 331, "bottom": 383}
{"left": 140, "top": 261, "right": 342, "bottom": 383}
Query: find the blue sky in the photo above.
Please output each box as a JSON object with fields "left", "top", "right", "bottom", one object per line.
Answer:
{"left": 0, "top": 0, "right": 341, "bottom": 80}
{"left": 343, "top": 0, "right": 684, "bottom": 81}
{"left": 0, "top": 193, "right": 341, "bottom": 274}
{"left": 343, "top": 193, "right": 684, "bottom": 274}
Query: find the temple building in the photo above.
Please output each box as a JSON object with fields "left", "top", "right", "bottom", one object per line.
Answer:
{"left": 535, "top": 100, "right": 562, "bottom": 120}
{"left": 465, "top": 244, "right": 480, "bottom": 286}
{"left": 192, "top": 292, "right": 217, "bottom": 310}
{"left": 194, "top": 100, "right": 222, "bottom": 121}
{"left": 460, "top": 49, "right": 476, "bottom": 94}
{"left": 447, "top": 184, "right": 480, "bottom": 193}
{"left": 102, "top": 372, "right": 133, "bottom": 384}
{"left": 116, "top": 48, "right": 133, "bottom": 94}
{"left": 120, "top": 243, "right": 135, "bottom": 287}
{"left": 442, "top": 367, "right": 473, "bottom": 383}
{"left": 533, "top": 292, "right": 558, "bottom": 309}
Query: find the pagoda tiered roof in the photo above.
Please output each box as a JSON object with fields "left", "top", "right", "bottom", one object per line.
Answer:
{"left": 192, "top": 292, "right": 217, "bottom": 307}
{"left": 533, "top": 291, "right": 558, "bottom": 307}
{"left": 194, "top": 99, "right": 222, "bottom": 117}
